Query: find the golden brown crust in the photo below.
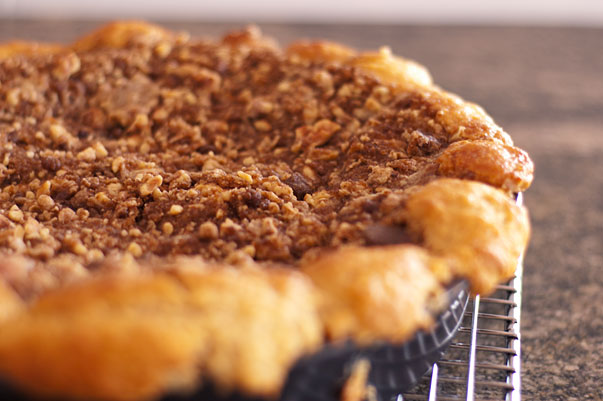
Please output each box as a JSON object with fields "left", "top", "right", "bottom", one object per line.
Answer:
{"left": 287, "top": 42, "right": 432, "bottom": 89}
{"left": 287, "top": 40, "right": 357, "bottom": 63}
{"left": 0, "top": 21, "right": 175, "bottom": 60}
{"left": 406, "top": 178, "right": 530, "bottom": 294}
{"left": 0, "top": 266, "right": 321, "bottom": 400}
{"left": 303, "top": 245, "right": 449, "bottom": 343}
{"left": 0, "top": 280, "right": 22, "bottom": 322}
{"left": 349, "top": 47, "right": 433, "bottom": 89}
{"left": 0, "top": 21, "right": 532, "bottom": 401}
{"left": 437, "top": 140, "right": 534, "bottom": 192}
{"left": 0, "top": 41, "right": 63, "bottom": 59}
{"left": 71, "top": 21, "right": 177, "bottom": 52}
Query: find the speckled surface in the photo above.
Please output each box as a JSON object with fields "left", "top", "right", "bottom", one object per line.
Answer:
{"left": 1, "top": 21, "right": 602, "bottom": 401}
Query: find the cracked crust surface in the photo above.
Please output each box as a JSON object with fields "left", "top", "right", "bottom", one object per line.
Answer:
{"left": 0, "top": 21, "right": 532, "bottom": 401}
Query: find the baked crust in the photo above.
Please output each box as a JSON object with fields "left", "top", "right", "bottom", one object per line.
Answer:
{"left": 406, "top": 178, "right": 530, "bottom": 294}
{"left": 302, "top": 245, "right": 448, "bottom": 343}
{"left": 0, "top": 40, "right": 63, "bottom": 59}
{"left": 0, "top": 21, "right": 532, "bottom": 401}
{"left": 0, "top": 266, "right": 321, "bottom": 401}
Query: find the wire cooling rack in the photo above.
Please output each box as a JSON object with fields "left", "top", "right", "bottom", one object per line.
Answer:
{"left": 401, "top": 194, "right": 524, "bottom": 401}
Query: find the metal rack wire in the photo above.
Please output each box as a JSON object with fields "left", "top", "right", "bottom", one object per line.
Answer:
{"left": 401, "top": 195, "right": 524, "bottom": 401}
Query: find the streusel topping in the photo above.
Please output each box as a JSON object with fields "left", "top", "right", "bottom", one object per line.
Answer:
{"left": 0, "top": 27, "right": 528, "bottom": 300}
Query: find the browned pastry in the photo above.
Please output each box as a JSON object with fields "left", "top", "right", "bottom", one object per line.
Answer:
{"left": 0, "top": 266, "right": 321, "bottom": 401}
{"left": 0, "top": 21, "right": 532, "bottom": 401}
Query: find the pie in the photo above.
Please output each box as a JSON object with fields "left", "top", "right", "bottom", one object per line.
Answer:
{"left": 0, "top": 21, "right": 533, "bottom": 401}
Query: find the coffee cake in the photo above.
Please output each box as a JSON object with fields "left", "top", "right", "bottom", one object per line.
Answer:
{"left": 0, "top": 21, "right": 532, "bottom": 401}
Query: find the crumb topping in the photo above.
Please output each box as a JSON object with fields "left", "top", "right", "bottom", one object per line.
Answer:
{"left": 0, "top": 29, "right": 459, "bottom": 298}
{"left": 0, "top": 27, "right": 531, "bottom": 301}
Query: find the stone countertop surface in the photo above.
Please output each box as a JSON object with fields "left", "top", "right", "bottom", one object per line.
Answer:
{"left": 1, "top": 20, "right": 602, "bottom": 401}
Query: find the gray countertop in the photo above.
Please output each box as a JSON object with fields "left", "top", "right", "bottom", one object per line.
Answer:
{"left": 1, "top": 20, "right": 602, "bottom": 401}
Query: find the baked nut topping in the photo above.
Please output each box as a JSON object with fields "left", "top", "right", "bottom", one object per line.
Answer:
{"left": 0, "top": 21, "right": 532, "bottom": 401}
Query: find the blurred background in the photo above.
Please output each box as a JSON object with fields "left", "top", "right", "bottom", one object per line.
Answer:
{"left": 0, "top": 2, "right": 601, "bottom": 400}
{"left": 1, "top": 0, "right": 602, "bottom": 25}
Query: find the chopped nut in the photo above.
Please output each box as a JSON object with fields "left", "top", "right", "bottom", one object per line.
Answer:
{"left": 162, "top": 222, "right": 174, "bottom": 235}
{"left": 77, "top": 147, "right": 96, "bottom": 162}
{"left": 202, "top": 159, "right": 221, "bottom": 172}
{"left": 242, "top": 245, "right": 256, "bottom": 257}
{"left": 58, "top": 207, "right": 76, "bottom": 222}
{"left": 154, "top": 41, "right": 172, "bottom": 58}
{"left": 353, "top": 108, "right": 371, "bottom": 120}
{"left": 372, "top": 85, "right": 391, "bottom": 102}
{"left": 221, "top": 191, "right": 232, "bottom": 202}
{"left": 254, "top": 120, "right": 272, "bottom": 132}
{"left": 268, "top": 202, "right": 280, "bottom": 214}
{"left": 93, "top": 142, "right": 109, "bottom": 158}
{"left": 76, "top": 208, "right": 89, "bottom": 220}
{"left": 87, "top": 249, "right": 104, "bottom": 262}
{"left": 106, "top": 183, "right": 122, "bottom": 195}
{"left": 130, "top": 114, "right": 149, "bottom": 130}
{"left": 94, "top": 192, "right": 112, "bottom": 207}
{"left": 152, "top": 188, "right": 165, "bottom": 200}
{"left": 72, "top": 241, "right": 88, "bottom": 256}
{"left": 40, "top": 227, "right": 50, "bottom": 240}
{"left": 337, "top": 83, "right": 354, "bottom": 97}
{"left": 27, "top": 244, "right": 55, "bottom": 259}
{"left": 294, "top": 119, "right": 340, "bottom": 151}
{"left": 23, "top": 218, "right": 41, "bottom": 240}
{"left": 52, "top": 53, "right": 81, "bottom": 80}
{"left": 127, "top": 242, "right": 143, "bottom": 257}
{"left": 111, "top": 156, "right": 125, "bottom": 173}
{"left": 6, "top": 88, "right": 20, "bottom": 106}
{"left": 303, "top": 101, "right": 319, "bottom": 124}
{"left": 237, "top": 171, "right": 253, "bottom": 184}
{"left": 331, "top": 106, "right": 348, "bottom": 121}
{"left": 140, "top": 175, "right": 163, "bottom": 196}
{"left": 168, "top": 205, "right": 184, "bottom": 215}
{"left": 37, "top": 194, "right": 55, "bottom": 210}
{"left": 8, "top": 205, "right": 24, "bottom": 223}
{"left": 277, "top": 81, "right": 291, "bottom": 91}
{"left": 64, "top": 235, "right": 87, "bottom": 256}
{"left": 313, "top": 70, "right": 334, "bottom": 93}
{"left": 220, "top": 218, "right": 242, "bottom": 236}
{"left": 37, "top": 180, "right": 52, "bottom": 196}
{"left": 282, "top": 202, "right": 298, "bottom": 217}
{"left": 302, "top": 166, "right": 317, "bottom": 181}
{"left": 49, "top": 124, "right": 73, "bottom": 144}
{"left": 364, "top": 97, "right": 381, "bottom": 112}
{"left": 198, "top": 221, "right": 219, "bottom": 239}
{"left": 172, "top": 170, "right": 192, "bottom": 189}
{"left": 248, "top": 98, "right": 273, "bottom": 115}
{"left": 242, "top": 156, "right": 255, "bottom": 166}
{"left": 368, "top": 166, "right": 394, "bottom": 185}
